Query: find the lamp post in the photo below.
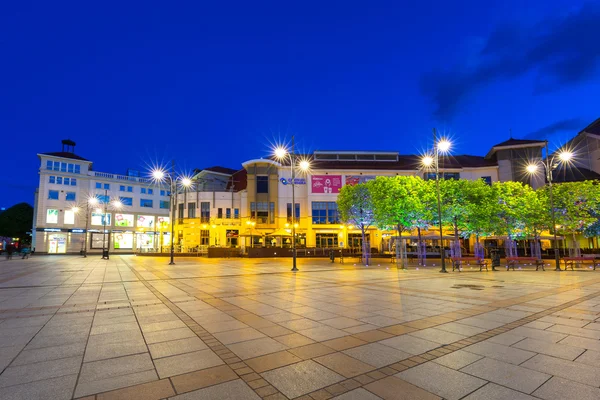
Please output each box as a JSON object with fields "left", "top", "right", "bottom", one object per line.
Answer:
{"left": 100, "top": 191, "right": 122, "bottom": 260}
{"left": 152, "top": 162, "right": 181, "bottom": 265}
{"left": 274, "top": 137, "right": 310, "bottom": 272}
{"left": 74, "top": 196, "right": 99, "bottom": 258}
{"left": 422, "top": 128, "right": 451, "bottom": 273}
{"left": 526, "top": 142, "right": 573, "bottom": 271}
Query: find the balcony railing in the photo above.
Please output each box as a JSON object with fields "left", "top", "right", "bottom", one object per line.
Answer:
{"left": 92, "top": 171, "right": 150, "bottom": 183}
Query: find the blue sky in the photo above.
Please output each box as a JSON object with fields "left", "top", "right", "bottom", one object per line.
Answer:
{"left": 1, "top": 1, "right": 599, "bottom": 205}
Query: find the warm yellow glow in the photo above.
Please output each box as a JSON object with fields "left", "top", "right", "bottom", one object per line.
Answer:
{"left": 202, "top": 224, "right": 207, "bottom": 229}
{"left": 211, "top": 224, "right": 217, "bottom": 229}
{"left": 422, "top": 156, "right": 434, "bottom": 167}
{"left": 95, "top": 208, "right": 102, "bottom": 213}
{"left": 299, "top": 160, "right": 310, "bottom": 171}
{"left": 274, "top": 147, "right": 288, "bottom": 159}
{"left": 437, "top": 139, "right": 451, "bottom": 153}
{"left": 88, "top": 197, "right": 99, "bottom": 206}
{"left": 558, "top": 151, "right": 573, "bottom": 162}
{"left": 285, "top": 223, "right": 289, "bottom": 227}
{"left": 71, "top": 207, "right": 80, "bottom": 213}
{"left": 112, "top": 200, "right": 123, "bottom": 209}
{"left": 152, "top": 169, "right": 166, "bottom": 181}
{"left": 526, "top": 164, "right": 539, "bottom": 174}
{"left": 348, "top": 225, "right": 354, "bottom": 230}
{"left": 294, "top": 223, "right": 298, "bottom": 228}
{"left": 181, "top": 177, "right": 192, "bottom": 187}
{"left": 339, "top": 225, "right": 344, "bottom": 229}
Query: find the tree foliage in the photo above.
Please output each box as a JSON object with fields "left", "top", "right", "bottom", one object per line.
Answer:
{"left": 551, "top": 181, "right": 600, "bottom": 238}
{"left": 337, "top": 183, "right": 375, "bottom": 265}
{"left": 0, "top": 203, "right": 33, "bottom": 242}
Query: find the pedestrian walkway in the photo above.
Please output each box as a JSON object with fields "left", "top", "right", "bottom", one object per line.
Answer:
{"left": 1, "top": 256, "right": 600, "bottom": 399}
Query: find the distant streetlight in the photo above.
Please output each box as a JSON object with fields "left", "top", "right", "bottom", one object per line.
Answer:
{"left": 422, "top": 129, "right": 451, "bottom": 273}
{"left": 525, "top": 143, "right": 575, "bottom": 271}
{"left": 273, "top": 137, "right": 311, "bottom": 272}
{"left": 151, "top": 162, "right": 178, "bottom": 265}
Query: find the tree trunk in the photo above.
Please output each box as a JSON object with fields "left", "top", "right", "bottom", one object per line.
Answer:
{"left": 361, "top": 227, "right": 368, "bottom": 265}
{"left": 397, "top": 224, "right": 404, "bottom": 269}
{"left": 417, "top": 226, "right": 423, "bottom": 265}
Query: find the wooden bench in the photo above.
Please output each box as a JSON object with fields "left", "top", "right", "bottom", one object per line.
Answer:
{"left": 506, "top": 257, "right": 545, "bottom": 271}
{"left": 451, "top": 257, "right": 488, "bottom": 271}
{"left": 562, "top": 257, "right": 600, "bottom": 271}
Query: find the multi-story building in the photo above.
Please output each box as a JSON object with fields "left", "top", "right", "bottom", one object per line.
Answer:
{"left": 33, "top": 118, "right": 600, "bottom": 254}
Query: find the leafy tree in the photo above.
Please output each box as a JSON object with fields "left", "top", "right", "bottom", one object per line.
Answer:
{"left": 337, "top": 183, "right": 376, "bottom": 265}
{"left": 461, "top": 179, "right": 501, "bottom": 245}
{"left": 0, "top": 203, "right": 33, "bottom": 243}
{"left": 493, "top": 181, "right": 535, "bottom": 240}
{"left": 369, "top": 176, "right": 434, "bottom": 267}
{"left": 551, "top": 181, "right": 600, "bottom": 251}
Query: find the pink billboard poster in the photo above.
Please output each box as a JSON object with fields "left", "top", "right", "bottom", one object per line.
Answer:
{"left": 311, "top": 175, "right": 342, "bottom": 194}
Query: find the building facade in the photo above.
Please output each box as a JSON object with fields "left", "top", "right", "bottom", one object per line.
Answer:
{"left": 33, "top": 118, "right": 600, "bottom": 254}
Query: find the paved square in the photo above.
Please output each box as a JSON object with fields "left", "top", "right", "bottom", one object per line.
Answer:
{"left": 2, "top": 255, "right": 600, "bottom": 399}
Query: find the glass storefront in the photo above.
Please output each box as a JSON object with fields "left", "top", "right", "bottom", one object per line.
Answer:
{"left": 115, "top": 214, "right": 134, "bottom": 227}
{"left": 91, "top": 212, "right": 111, "bottom": 226}
{"left": 136, "top": 232, "right": 155, "bottom": 249}
{"left": 91, "top": 233, "right": 109, "bottom": 249}
{"left": 137, "top": 215, "right": 155, "bottom": 228}
{"left": 114, "top": 232, "right": 134, "bottom": 249}
{"left": 47, "top": 233, "right": 67, "bottom": 253}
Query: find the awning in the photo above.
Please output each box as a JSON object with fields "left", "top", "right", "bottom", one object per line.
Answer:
{"left": 266, "top": 229, "right": 292, "bottom": 237}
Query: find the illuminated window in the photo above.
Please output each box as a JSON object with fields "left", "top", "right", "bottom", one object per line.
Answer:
{"left": 64, "top": 210, "right": 75, "bottom": 224}
{"left": 46, "top": 209, "right": 59, "bottom": 224}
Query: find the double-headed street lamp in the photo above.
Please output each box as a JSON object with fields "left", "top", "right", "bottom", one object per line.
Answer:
{"left": 152, "top": 163, "right": 195, "bottom": 265}
{"left": 71, "top": 195, "right": 100, "bottom": 258}
{"left": 422, "top": 129, "right": 452, "bottom": 273}
{"left": 100, "top": 190, "right": 123, "bottom": 260}
{"left": 274, "top": 137, "right": 311, "bottom": 272}
{"left": 525, "top": 142, "right": 574, "bottom": 271}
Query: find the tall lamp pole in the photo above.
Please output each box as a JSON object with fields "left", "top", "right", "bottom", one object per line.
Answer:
{"left": 101, "top": 189, "right": 109, "bottom": 260}
{"left": 422, "top": 129, "right": 451, "bottom": 273}
{"left": 526, "top": 142, "right": 573, "bottom": 271}
{"left": 274, "top": 139, "right": 310, "bottom": 273}
{"left": 170, "top": 161, "right": 176, "bottom": 265}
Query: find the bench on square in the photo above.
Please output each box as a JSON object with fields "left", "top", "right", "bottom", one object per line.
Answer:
{"left": 506, "top": 257, "right": 545, "bottom": 271}
{"left": 451, "top": 257, "right": 488, "bottom": 272}
{"left": 562, "top": 256, "right": 600, "bottom": 271}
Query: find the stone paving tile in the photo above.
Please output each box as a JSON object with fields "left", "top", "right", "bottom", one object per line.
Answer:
{"left": 559, "top": 335, "right": 600, "bottom": 351}
{"left": 532, "top": 376, "right": 600, "bottom": 400}
{"left": 433, "top": 349, "right": 483, "bottom": 370}
{"left": 77, "top": 353, "right": 155, "bottom": 384}
{"left": 314, "top": 352, "right": 375, "bottom": 378}
{"left": 154, "top": 348, "right": 223, "bottom": 378}
{"left": 12, "top": 341, "right": 86, "bottom": 366}
{"left": 289, "top": 343, "right": 336, "bottom": 360}
{"left": 332, "top": 387, "right": 383, "bottom": 399}
{"left": 408, "top": 327, "right": 467, "bottom": 344}
{"left": 463, "top": 341, "right": 535, "bottom": 365}
{"left": 96, "top": 378, "right": 175, "bottom": 400}
{"left": 245, "top": 350, "right": 302, "bottom": 373}
{"left": 84, "top": 338, "right": 148, "bottom": 362}
{"left": 323, "top": 336, "right": 367, "bottom": 351}
{"left": 547, "top": 324, "right": 600, "bottom": 339}
{"left": 227, "top": 337, "right": 288, "bottom": 360}
{"left": 76, "top": 369, "right": 159, "bottom": 398}
{"left": 143, "top": 327, "right": 196, "bottom": 344}
{"left": 379, "top": 334, "right": 440, "bottom": 355}
{"left": 521, "top": 353, "right": 600, "bottom": 386}
{"left": 512, "top": 337, "right": 585, "bottom": 360}
{"left": 507, "top": 326, "right": 567, "bottom": 343}
{"left": 574, "top": 349, "right": 600, "bottom": 366}
{"left": 170, "top": 364, "right": 238, "bottom": 394}
{"left": 273, "top": 333, "right": 315, "bottom": 348}
{"left": 0, "top": 355, "right": 81, "bottom": 388}
{"left": 486, "top": 332, "right": 526, "bottom": 346}
{"left": 0, "top": 344, "right": 25, "bottom": 371}
{"left": 169, "top": 379, "right": 260, "bottom": 400}
{"left": 148, "top": 336, "right": 208, "bottom": 359}
{"left": 298, "top": 326, "right": 348, "bottom": 341}
{"left": 321, "top": 317, "right": 364, "bottom": 329}
{"left": 262, "top": 360, "right": 344, "bottom": 398}
{"left": 342, "top": 343, "right": 410, "bottom": 368}
{"left": 461, "top": 357, "right": 551, "bottom": 394}
{"left": 363, "top": 376, "right": 441, "bottom": 400}
{"left": 397, "top": 361, "right": 486, "bottom": 400}
{"left": 462, "top": 382, "right": 536, "bottom": 400}
{"left": 434, "top": 322, "right": 486, "bottom": 336}
{"left": 0, "top": 373, "right": 77, "bottom": 400}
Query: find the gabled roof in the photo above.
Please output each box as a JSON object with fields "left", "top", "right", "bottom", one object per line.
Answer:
{"left": 491, "top": 138, "right": 546, "bottom": 147}
{"left": 551, "top": 166, "right": 600, "bottom": 183}
{"left": 38, "top": 152, "right": 90, "bottom": 161}
{"left": 203, "top": 166, "right": 239, "bottom": 175}
{"left": 580, "top": 117, "right": 600, "bottom": 136}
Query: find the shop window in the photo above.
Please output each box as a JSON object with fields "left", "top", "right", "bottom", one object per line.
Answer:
{"left": 91, "top": 212, "right": 111, "bottom": 226}
{"left": 47, "top": 234, "right": 67, "bottom": 253}
{"left": 119, "top": 197, "right": 133, "bottom": 206}
{"left": 160, "top": 200, "right": 170, "bottom": 209}
{"left": 256, "top": 176, "right": 269, "bottom": 193}
{"left": 316, "top": 233, "right": 338, "bottom": 248}
{"left": 115, "top": 214, "right": 134, "bottom": 227}
{"left": 140, "top": 199, "right": 153, "bottom": 208}
{"left": 91, "top": 233, "right": 109, "bottom": 249}
{"left": 200, "top": 229, "right": 210, "bottom": 245}
{"left": 226, "top": 230, "right": 238, "bottom": 247}
{"left": 66, "top": 192, "right": 76, "bottom": 201}
{"left": 48, "top": 190, "right": 59, "bottom": 200}
{"left": 201, "top": 202, "right": 210, "bottom": 223}
{"left": 64, "top": 210, "right": 75, "bottom": 224}
{"left": 46, "top": 209, "right": 59, "bottom": 224}
{"left": 114, "top": 233, "right": 134, "bottom": 249}
{"left": 137, "top": 215, "right": 155, "bottom": 228}
{"left": 311, "top": 202, "right": 338, "bottom": 224}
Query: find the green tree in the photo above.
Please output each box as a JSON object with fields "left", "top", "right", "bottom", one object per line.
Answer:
{"left": 369, "top": 176, "right": 434, "bottom": 267}
{"left": 551, "top": 181, "right": 600, "bottom": 253}
{"left": 493, "top": 181, "right": 537, "bottom": 242}
{"left": 0, "top": 203, "right": 33, "bottom": 243}
{"left": 461, "top": 179, "right": 501, "bottom": 246}
{"left": 337, "top": 183, "right": 376, "bottom": 265}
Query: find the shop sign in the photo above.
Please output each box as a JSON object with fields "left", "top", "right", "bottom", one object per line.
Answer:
{"left": 69, "top": 229, "right": 85, "bottom": 233}
{"left": 39, "top": 228, "right": 65, "bottom": 232}
{"left": 345, "top": 175, "right": 376, "bottom": 186}
{"left": 280, "top": 178, "right": 306, "bottom": 185}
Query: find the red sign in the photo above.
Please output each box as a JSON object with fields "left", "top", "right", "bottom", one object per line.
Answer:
{"left": 311, "top": 175, "right": 342, "bottom": 194}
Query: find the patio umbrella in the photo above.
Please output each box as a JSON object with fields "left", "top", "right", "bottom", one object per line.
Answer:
{"left": 266, "top": 229, "right": 292, "bottom": 237}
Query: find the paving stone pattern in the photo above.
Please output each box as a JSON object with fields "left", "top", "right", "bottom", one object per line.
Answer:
{"left": 2, "top": 256, "right": 600, "bottom": 399}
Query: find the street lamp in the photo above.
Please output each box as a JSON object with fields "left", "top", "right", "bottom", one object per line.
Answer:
{"left": 152, "top": 162, "right": 184, "bottom": 265}
{"left": 273, "top": 137, "right": 311, "bottom": 272}
{"left": 422, "top": 129, "right": 451, "bottom": 273}
{"left": 100, "top": 191, "right": 122, "bottom": 260}
{"left": 525, "top": 142, "right": 574, "bottom": 271}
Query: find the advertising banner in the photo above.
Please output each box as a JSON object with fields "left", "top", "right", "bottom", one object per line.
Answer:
{"left": 311, "top": 175, "right": 342, "bottom": 194}
{"left": 345, "top": 175, "right": 376, "bottom": 186}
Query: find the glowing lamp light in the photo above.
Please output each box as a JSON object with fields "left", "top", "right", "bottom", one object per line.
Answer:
{"left": 181, "top": 177, "right": 192, "bottom": 187}
{"left": 558, "top": 151, "right": 573, "bottom": 162}
{"left": 152, "top": 169, "right": 166, "bottom": 181}
{"left": 88, "top": 197, "right": 99, "bottom": 206}
{"left": 112, "top": 200, "right": 123, "bottom": 209}
{"left": 422, "top": 156, "right": 434, "bottom": 167}
{"left": 526, "top": 164, "right": 539, "bottom": 174}
{"left": 299, "top": 160, "right": 310, "bottom": 171}
{"left": 274, "top": 147, "right": 288, "bottom": 159}
{"left": 71, "top": 206, "right": 80, "bottom": 213}
{"left": 437, "top": 139, "right": 451, "bottom": 153}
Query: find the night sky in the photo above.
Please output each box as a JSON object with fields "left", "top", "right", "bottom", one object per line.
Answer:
{"left": 2, "top": 1, "right": 599, "bottom": 206}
